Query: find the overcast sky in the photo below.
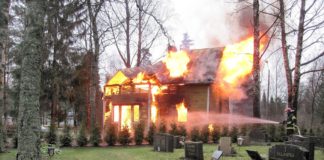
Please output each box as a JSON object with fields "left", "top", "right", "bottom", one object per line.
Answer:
{"left": 99, "top": 0, "right": 324, "bottom": 99}
{"left": 99, "top": 0, "right": 252, "bottom": 86}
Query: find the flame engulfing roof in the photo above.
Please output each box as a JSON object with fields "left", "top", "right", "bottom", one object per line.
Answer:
{"left": 113, "top": 48, "right": 224, "bottom": 85}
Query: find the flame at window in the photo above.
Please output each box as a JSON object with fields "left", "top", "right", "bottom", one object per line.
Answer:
{"left": 176, "top": 101, "right": 187, "bottom": 122}
{"left": 121, "top": 105, "right": 132, "bottom": 129}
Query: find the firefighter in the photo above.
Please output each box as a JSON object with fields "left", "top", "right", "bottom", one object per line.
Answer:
{"left": 285, "top": 107, "right": 297, "bottom": 136}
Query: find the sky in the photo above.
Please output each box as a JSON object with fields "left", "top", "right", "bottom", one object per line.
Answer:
{"left": 99, "top": 0, "right": 324, "bottom": 99}
{"left": 164, "top": 0, "right": 250, "bottom": 50}
{"left": 99, "top": 0, "right": 254, "bottom": 87}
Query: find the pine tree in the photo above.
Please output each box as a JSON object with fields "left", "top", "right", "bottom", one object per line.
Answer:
{"left": 146, "top": 123, "right": 156, "bottom": 145}
{"left": 90, "top": 126, "right": 101, "bottom": 147}
{"left": 104, "top": 123, "right": 117, "bottom": 146}
{"left": 169, "top": 123, "right": 178, "bottom": 135}
{"left": 134, "top": 122, "right": 145, "bottom": 145}
{"left": 158, "top": 121, "right": 167, "bottom": 133}
{"left": 180, "top": 33, "right": 193, "bottom": 50}
{"left": 0, "top": 0, "right": 10, "bottom": 153}
{"left": 60, "top": 126, "right": 72, "bottom": 147}
{"left": 16, "top": 0, "right": 45, "bottom": 159}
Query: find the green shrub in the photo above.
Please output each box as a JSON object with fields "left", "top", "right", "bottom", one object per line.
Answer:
{"left": 301, "top": 127, "right": 308, "bottom": 135}
{"left": 190, "top": 127, "right": 200, "bottom": 142}
{"left": 60, "top": 126, "right": 72, "bottom": 147}
{"left": 77, "top": 125, "right": 88, "bottom": 147}
{"left": 229, "top": 126, "right": 239, "bottom": 143}
{"left": 146, "top": 123, "right": 156, "bottom": 145}
{"left": 13, "top": 135, "right": 18, "bottom": 148}
{"left": 46, "top": 124, "right": 57, "bottom": 144}
{"left": 105, "top": 123, "right": 117, "bottom": 146}
{"left": 211, "top": 125, "right": 220, "bottom": 143}
{"left": 178, "top": 124, "right": 187, "bottom": 137}
{"left": 277, "top": 125, "right": 286, "bottom": 142}
{"left": 169, "top": 123, "right": 178, "bottom": 135}
{"left": 222, "top": 126, "right": 229, "bottom": 137}
{"left": 90, "top": 126, "right": 101, "bottom": 147}
{"left": 158, "top": 121, "right": 167, "bottom": 133}
{"left": 200, "top": 125, "right": 209, "bottom": 143}
{"left": 309, "top": 129, "right": 315, "bottom": 136}
{"left": 316, "top": 127, "right": 321, "bottom": 136}
{"left": 268, "top": 124, "right": 276, "bottom": 142}
{"left": 118, "top": 126, "right": 131, "bottom": 145}
{"left": 240, "top": 125, "right": 248, "bottom": 136}
{"left": 134, "top": 122, "right": 145, "bottom": 145}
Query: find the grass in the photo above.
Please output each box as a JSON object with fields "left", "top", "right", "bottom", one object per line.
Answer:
{"left": 1, "top": 144, "right": 323, "bottom": 160}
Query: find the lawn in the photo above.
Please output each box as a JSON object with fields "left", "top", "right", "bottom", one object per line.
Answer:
{"left": 1, "top": 144, "right": 324, "bottom": 160}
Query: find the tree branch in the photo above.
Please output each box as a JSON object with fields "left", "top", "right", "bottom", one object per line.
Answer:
{"left": 291, "top": 51, "right": 324, "bottom": 71}
{"left": 300, "top": 68, "right": 324, "bottom": 76}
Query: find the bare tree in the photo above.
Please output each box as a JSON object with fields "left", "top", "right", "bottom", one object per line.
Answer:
{"left": 308, "top": 63, "right": 323, "bottom": 130}
{"left": 279, "top": 0, "right": 324, "bottom": 116}
{"left": 103, "top": 0, "right": 167, "bottom": 68}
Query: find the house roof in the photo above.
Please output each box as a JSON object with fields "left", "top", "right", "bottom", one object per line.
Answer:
{"left": 111, "top": 47, "right": 224, "bottom": 85}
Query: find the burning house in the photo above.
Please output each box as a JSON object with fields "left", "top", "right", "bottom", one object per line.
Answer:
{"left": 102, "top": 36, "right": 264, "bottom": 130}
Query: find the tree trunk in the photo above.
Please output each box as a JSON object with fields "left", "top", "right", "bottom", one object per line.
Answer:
{"left": 16, "top": 0, "right": 44, "bottom": 159}
{"left": 125, "top": 0, "right": 131, "bottom": 68}
{"left": 279, "top": 0, "right": 293, "bottom": 109}
{"left": 86, "top": 0, "right": 101, "bottom": 129}
{"left": 252, "top": 0, "right": 261, "bottom": 118}
{"left": 47, "top": 0, "right": 59, "bottom": 126}
{"left": 0, "top": 0, "right": 10, "bottom": 153}
{"left": 136, "top": 0, "right": 143, "bottom": 67}
{"left": 292, "top": 0, "right": 306, "bottom": 112}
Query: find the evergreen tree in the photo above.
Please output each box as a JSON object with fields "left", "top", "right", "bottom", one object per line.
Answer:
{"left": 60, "top": 126, "right": 72, "bottom": 147}
{"left": 105, "top": 123, "right": 117, "bottom": 146}
{"left": 118, "top": 126, "right": 131, "bottom": 146}
{"left": 211, "top": 125, "right": 220, "bottom": 143}
{"left": 169, "top": 123, "right": 178, "bottom": 135}
{"left": 158, "top": 121, "right": 167, "bottom": 133}
{"left": 229, "top": 126, "right": 239, "bottom": 143}
{"left": 146, "top": 123, "right": 156, "bottom": 145}
{"left": 200, "top": 125, "right": 209, "bottom": 143}
{"left": 134, "top": 122, "right": 145, "bottom": 145}
{"left": 221, "top": 126, "right": 229, "bottom": 137}
{"left": 180, "top": 33, "right": 193, "bottom": 50}
{"left": 90, "top": 126, "right": 101, "bottom": 147}
{"left": 16, "top": 0, "right": 45, "bottom": 159}
{"left": 261, "top": 92, "right": 267, "bottom": 119}
{"left": 190, "top": 127, "right": 200, "bottom": 142}
{"left": 46, "top": 124, "right": 57, "bottom": 144}
{"left": 0, "top": 0, "right": 10, "bottom": 152}
{"left": 178, "top": 124, "right": 187, "bottom": 137}
{"left": 77, "top": 124, "right": 88, "bottom": 147}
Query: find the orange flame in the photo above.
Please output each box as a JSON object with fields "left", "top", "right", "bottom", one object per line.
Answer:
{"left": 133, "top": 72, "right": 145, "bottom": 83}
{"left": 176, "top": 101, "right": 188, "bottom": 122}
{"left": 151, "top": 105, "right": 158, "bottom": 123}
{"left": 163, "top": 50, "right": 190, "bottom": 77}
{"left": 208, "top": 124, "right": 214, "bottom": 133}
{"left": 121, "top": 105, "right": 132, "bottom": 129}
{"left": 218, "top": 36, "right": 267, "bottom": 98}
